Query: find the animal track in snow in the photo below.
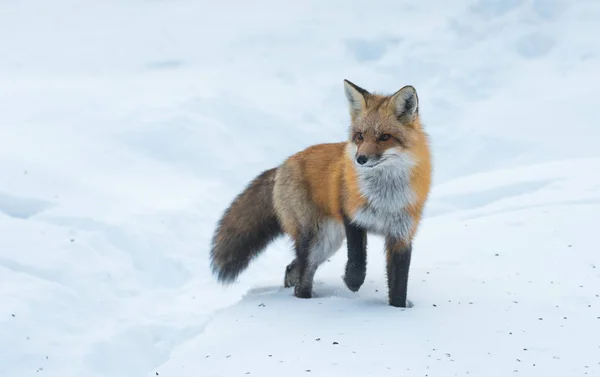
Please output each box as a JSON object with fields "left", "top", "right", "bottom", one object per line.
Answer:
{"left": 0, "top": 192, "right": 52, "bottom": 219}
{"left": 434, "top": 178, "right": 556, "bottom": 214}
{"left": 515, "top": 32, "right": 555, "bottom": 59}
{"left": 0, "top": 256, "right": 62, "bottom": 286}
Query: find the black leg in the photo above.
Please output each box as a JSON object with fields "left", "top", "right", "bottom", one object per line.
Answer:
{"left": 343, "top": 217, "right": 367, "bottom": 292}
{"left": 293, "top": 232, "right": 314, "bottom": 299}
{"left": 386, "top": 238, "right": 412, "bottom": 308}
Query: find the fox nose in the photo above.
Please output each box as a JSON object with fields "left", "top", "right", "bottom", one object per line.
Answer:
{"left": 356, "top": 155, "right": 368, "bottom": 165}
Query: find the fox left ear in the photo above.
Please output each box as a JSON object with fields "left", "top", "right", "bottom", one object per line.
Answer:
{"left": 343, "top": 79, "right": 369, "bottom": 120}
{"left": 390, "top": 85, "right": 419, "bottom": 123}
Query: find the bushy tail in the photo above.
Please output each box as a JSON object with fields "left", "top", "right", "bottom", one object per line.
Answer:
{"left": 210, "top": 167, "right": 283, "bottom": 284}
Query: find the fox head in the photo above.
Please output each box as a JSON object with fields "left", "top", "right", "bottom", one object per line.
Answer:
{"left": 343, "top": 79, "right": 421, "bottom": 169}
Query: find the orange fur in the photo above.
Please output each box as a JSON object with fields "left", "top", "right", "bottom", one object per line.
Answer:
{"left": 406, "top": 124, "right": 432, "bottom": 242}
{"left": 275, "top": 122, "right": 431, "bottom": 244}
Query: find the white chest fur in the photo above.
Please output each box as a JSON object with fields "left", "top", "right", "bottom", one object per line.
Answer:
{"left": 350, "top": 151, "right": 417, "bottom": 241}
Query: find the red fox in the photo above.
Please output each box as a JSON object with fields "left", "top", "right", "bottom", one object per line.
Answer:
{"left": 210, "top": 80, "right": 432, "bottom": 307}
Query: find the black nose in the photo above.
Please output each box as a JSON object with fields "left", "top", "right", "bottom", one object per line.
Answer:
{"left": 356, "top": 155, "right": 368, "bottom": 165}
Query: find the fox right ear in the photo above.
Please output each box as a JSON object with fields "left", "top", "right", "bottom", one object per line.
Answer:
{"left": 343, "top": 79, "right": 369, "bottom": 119}
{"left": 390, "top": 85, "right": 419, "bottom": 123}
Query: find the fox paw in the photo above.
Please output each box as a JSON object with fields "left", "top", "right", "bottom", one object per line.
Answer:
{"left": 294, "top": 286, "right": 312, "bottom": 299}
{"left": 389, "top": 298, "right": 413, "bottom": 308}
{"left": 343, "top": 271, "right": 365, "bottom": 292}
{"left": 284, "top": 260, "right": 298, "bottom": 288}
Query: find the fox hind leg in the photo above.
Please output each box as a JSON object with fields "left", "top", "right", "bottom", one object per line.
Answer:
{"left": 292, "top": 232, "right": 314, "bottom": 298}
{"left": 273, "top": 160, "right": 345, "bottom": 298}
{"left": 291, "top": 220, "right": 345, "bottom": 299}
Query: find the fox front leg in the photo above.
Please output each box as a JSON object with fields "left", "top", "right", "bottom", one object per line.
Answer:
{"left": 386, "top": 237, "right": 412, "bottom": 307}
{"left": 343, "top": 217, "right": 367, "bottom": 292}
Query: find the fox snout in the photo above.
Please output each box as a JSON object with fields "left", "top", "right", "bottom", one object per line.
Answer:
{"left": 352, "top": 140, "right": 383, "bottom": 167}
{"left": 355, "top": 152, "right": 381, "bottom": 167}
{"left": 356, "top": 155, "right": 368, "bottom": 165}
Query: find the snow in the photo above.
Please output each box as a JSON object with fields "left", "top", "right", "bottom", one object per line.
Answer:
{"left": 0, "top": 0, "right": 599, "bottom": 376}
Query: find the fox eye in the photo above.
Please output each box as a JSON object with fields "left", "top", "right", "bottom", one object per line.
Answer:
{"left": 379, "top": 134, "right": 391, "bottom": 141}
{"left": 356, "top": 132, "right": 364, "bottom": 141}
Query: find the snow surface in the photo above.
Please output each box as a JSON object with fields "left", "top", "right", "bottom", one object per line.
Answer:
{"left": 1, "top": 0, "right": 599, "bottom": 376}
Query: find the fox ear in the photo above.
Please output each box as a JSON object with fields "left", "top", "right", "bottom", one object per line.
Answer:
{"left": 343, "top": 79, "right": 369, "bottom": 119}
{"left": 390, "top": 85, "right": 418, "bottom": 123}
